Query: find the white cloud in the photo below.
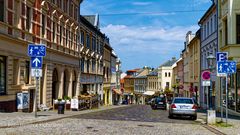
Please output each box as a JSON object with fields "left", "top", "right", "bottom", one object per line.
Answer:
{"left": 101, "top": 24, "right": 199, "bottom": 55}
{"left": 132, "top": 2, "right": 153, "bottom": 6}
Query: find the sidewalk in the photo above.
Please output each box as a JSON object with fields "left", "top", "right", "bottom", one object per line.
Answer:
{"left": 197, "top": 111, "right": 240, "bottom": 135}
{"left": 0, "top": 105, "right": 129, "bottom": 128}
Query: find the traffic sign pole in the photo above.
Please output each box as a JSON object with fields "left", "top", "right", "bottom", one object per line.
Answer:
{"left": 225, "top": 74, "right": 228, "bottom": 125}
{"left": 34, "top": 77, "right": 40, "bottom": 118}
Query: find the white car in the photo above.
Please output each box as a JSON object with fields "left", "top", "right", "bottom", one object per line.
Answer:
{"left": 169, "top": 97, "right": 198, "bottom": 120}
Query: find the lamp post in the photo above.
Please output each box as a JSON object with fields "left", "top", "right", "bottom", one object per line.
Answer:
{"left": 206, "top": 53, "right": 216, "bottom": 124}
{"left": 207, "top": 54, "right": 216, "bottom": 110}
{"left": 176, "top": 76, "right": 180, "bottom": 97}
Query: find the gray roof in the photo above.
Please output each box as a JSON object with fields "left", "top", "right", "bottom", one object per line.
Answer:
{"left": 83, "top": 15, "right": 99, "bottom": 28}
{"left": 147, "top": 69, "right": 158, "bottom": 76}
{"left": 159, "top": 58, "right": 177, "bottom": 67}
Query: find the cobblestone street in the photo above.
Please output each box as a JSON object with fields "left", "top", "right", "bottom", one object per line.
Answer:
{"left": 1, "top": 105, "right": 216, "bottom": 135}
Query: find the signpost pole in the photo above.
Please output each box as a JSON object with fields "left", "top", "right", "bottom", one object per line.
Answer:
{"left": 225, "top": 74, "right": 228, "bottom": 125}
{"left": 221, "top": 78, "right": 223, "bottom": 122}
{"left": 35, "top": 77, "right": 40, "bottom": 118}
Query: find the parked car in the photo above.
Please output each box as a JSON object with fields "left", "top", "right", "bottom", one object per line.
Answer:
{"left": 151, "top": 97, "right": 167, "bottom": 110}
{"left": 147, "top": 98, "right": 155, "bottom": 105}
{"left": 168, "top": 97, "right": 198, "bottom": 120}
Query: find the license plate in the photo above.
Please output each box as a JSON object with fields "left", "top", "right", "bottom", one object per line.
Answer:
{"left": 158, "top": 102, "right": 163, "bottom": 104}
{"left": 179, "top": 105, "right": 188, "bottom": 109}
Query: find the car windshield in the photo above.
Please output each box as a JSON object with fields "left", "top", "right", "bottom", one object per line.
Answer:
{"left": 156, "top": 97, "right": 165, "bottom": 102}
{"left": 173, "top": 99, "right": 193, "bottom": 104}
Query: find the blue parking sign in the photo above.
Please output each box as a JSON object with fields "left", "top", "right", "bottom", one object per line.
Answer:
{"left": 28, "top": 44, "right": 46, "bottom": 57}
{"left": 216, "top": 52, "right": 228, "bottom": 62}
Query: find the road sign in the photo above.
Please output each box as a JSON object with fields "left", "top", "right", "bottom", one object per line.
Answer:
{"left": 28, "top": 44, "right": 46, "bottom": 57}
{"left": 202, "top": 81, "right": 210, "bottom": 86}
{"left": 217, "top": 61, "right": 237, "bottom": 74}
{"left": 31, "top": 69, "right": 42, "bottom": 77}
{"left": 202, "top": 71, "right": 211, "bottom": 80}
{"left": 217, "top": 52, "right": 228, "bottom": 62}
{"left": 31, "top": 57, "right": 42, "bottom": 68}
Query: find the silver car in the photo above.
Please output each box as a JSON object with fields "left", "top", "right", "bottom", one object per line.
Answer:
{"left": 168, "top": 97, "right": 197, "bottom": 120}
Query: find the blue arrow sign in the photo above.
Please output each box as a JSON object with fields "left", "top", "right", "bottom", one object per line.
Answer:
{"left": 217, "top": 61, "right": 236, "bottom": 74}
{"left": 31, "top": 57, "right": 42, "bottom": 69}
{"left": 28, "top": 44, "right": 46, "bottom": 57}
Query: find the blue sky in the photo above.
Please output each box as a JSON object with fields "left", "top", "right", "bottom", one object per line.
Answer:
{"left": 80, "top": 0, "right": 212, "bottom": 71}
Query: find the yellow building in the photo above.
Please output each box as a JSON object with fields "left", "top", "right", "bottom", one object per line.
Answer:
{"left": 218, "top": 0, "right": 240, "bottom": 114}
{"left": 182, "top": 31, "right": 200, "bottom": 98}
{"left": 103, "top": 39, "right": 113, "bottom": 105}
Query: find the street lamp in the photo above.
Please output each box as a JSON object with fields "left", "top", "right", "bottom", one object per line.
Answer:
{"left": 206, "top": 53, "right": 216, "bottom": 124}
{"left": 176, "top": 76, "right": 180, "bottom": 97}
{"left": 207, "top": 54, "right": 216, "bottom": 110}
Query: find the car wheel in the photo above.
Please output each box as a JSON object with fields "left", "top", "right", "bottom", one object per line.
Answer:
{"left": 168, "top": 114, "right": 173, "bottom": 119}
{"left": 191, "top": 115, "right": 197, "bottom": 120}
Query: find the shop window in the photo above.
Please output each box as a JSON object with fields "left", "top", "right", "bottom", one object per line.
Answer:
{"left": 0, "top": 0, "right": 4, "bottom": 22}
{"left": 0, "top": 56, "right": 6, "bottom": 95}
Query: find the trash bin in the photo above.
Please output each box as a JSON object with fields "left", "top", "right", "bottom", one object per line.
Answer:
{"left": 58, "top": 103, "right": 65, "bottom": 114}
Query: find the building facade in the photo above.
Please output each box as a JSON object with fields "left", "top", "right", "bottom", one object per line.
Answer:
{"left": 134, "top": 68, "right": 149, "bottom": 104}
{"left": 158, "top": 57, "right": 177, "bottom": 92}
{"left": 188, "top": 30, "right": 201, "bottom": 103}
{"left": 218, "top": 0, "right": 240, "bottom": 114}
{"left": 103, "top": 38, "right": 112, "bottom": 105}
{"left": 0, "top": 0, "right": 85, "bottom": 112}
{"left": 79, "top": 14, "right": 105, "bottom": 103}
{"left": 198, "top": 2, "right": 218, "bottom": 109}
{"left": 0, "top": 0, "right": 114, "bottom": 112}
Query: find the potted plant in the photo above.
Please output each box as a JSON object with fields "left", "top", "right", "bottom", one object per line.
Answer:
{"left": 64, "top": 96, "right": 71, "bottom": 110}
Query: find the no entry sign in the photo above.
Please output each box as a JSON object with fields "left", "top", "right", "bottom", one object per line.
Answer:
{"left": 202, "top": 71, "right": 211, "bottom": 80}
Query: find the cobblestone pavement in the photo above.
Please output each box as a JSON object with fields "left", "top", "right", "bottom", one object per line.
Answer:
{"left": 0, "top": 105, "right": 216, "bottom": 135}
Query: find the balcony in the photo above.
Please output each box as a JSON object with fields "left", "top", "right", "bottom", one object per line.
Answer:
{"left": 220, "top": 44, "right": 240, "bottom": 59}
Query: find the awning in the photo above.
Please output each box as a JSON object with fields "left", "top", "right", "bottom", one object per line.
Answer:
{"left": 112, "top": 88, "right": 122, "bottom": 95}
{"left": 143, "top": 91, "right": 155, "bottom": 96}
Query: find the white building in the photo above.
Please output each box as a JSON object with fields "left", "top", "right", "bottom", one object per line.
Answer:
{"left": 158, "top": 57, "right": 177, "bottom": 92}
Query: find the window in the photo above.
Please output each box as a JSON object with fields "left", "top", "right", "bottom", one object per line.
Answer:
{"left": 80, "top": 31, "right": 84, "bottom": 45}
{"left": 24, "top": 61, "right": 30, "bottom": 84}
{"left": 92, "top": 37, "right": 96, "bottom": 51}
{"left": 66, "top": 29, "right": 68, "bottom": 46}
{"left": 87, "top": 60, "right": 90, "bottom": 73}
{"left": 166, "top": 82, "right": 169, "bottom": 87}
{"left": 42, "top": 14, "right": 45, "bottom": 37}
{"left": 210, "top": 18, "right": 213, "bottom": 34}
{"left": 214, "top": 14, "right": 217, "bottom": 31}
{"left": 92, "top": 60, "right": 95, "bottom": 73}
{"left": 86, "top": 34, "right": 90, "bottom": 48}
{"left": 165, "top": 72, "right": 167, "bottom": 77}
{"left": 237, "top": 15, "right": 240, "bottom": 44}
{"left": 60, "top": 25, "right": 62, "bottom": 44}
{"left": 80, "top": 58, "right": 84, "bottom": 72}
{"left": 52, "top": 22, "right": 56, "bottom": 42}
{"left": 224, "top": 19, "right": 228, "bottom": 45}
{"left": 26, "top": 6, "right": 31, "bottom": 31}
{"left": 0, "top": 56, "right": 6, "bottom": 95}
{"left": 168, "top": 72, "right": 171, "bottom": 77}
{"left": 0, "top": 0, "right": 4, "bottom": 22}
{"left": 13, "top": 59, "right": 19, "bottom": 85}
